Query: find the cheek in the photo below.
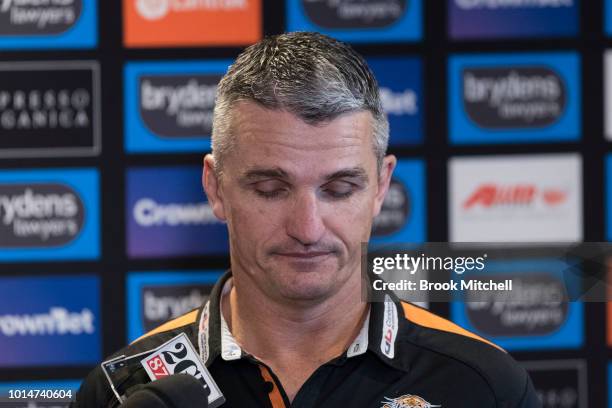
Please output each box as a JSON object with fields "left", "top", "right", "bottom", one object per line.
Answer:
{"left": 226, "top": 196, "right": 284, "bottom": 241}
{"left": 326, "top": 197, "right": 375, "bottom": 242}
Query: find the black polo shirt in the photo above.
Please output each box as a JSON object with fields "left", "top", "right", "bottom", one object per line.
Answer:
{"left": 73, "top": 271, "right": 540, "bottom": 407}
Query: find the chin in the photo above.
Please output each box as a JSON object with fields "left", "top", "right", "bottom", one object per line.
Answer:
{"left": 270, "top": 265, "right": 344, "bottom": 302}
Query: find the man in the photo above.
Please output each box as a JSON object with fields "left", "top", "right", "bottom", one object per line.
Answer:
{"left": 74, "top": 32, "right": 539, "bottom": 407}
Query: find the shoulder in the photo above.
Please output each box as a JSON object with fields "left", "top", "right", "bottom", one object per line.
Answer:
{"left": 72, "top": 309, "right": 200, "bottom": 408}
{"left": 397, "top": 301, "right": 537, "bottom": 406}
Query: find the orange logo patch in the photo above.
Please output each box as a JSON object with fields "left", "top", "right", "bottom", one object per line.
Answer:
{"left": 123, "top": 0, "right": 262, "bottom": 48}
{"left": 381, "top": 394, "right": 441, "bottom": 408}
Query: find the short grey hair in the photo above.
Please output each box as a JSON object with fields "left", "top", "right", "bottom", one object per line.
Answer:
{"left": 211, "top": 31, "right": 389, "bottom": 175}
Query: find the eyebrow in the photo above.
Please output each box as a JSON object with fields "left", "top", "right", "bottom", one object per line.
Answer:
{"left": 323, "top": 167, "right": 369, "bottom": 184}
{"left": 240, "top": 167, "right": 289, "bottom": 184}
{"left": 239, "top": 166, "right": 369, "bottom": 184}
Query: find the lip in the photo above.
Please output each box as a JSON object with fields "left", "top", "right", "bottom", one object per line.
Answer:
{"left": 275, "top": 252, "right": 332, "bottom": 259}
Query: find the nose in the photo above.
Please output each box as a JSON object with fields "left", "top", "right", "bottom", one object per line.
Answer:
{"left": 285, "top": 189, "right": 325, "bottom": 246}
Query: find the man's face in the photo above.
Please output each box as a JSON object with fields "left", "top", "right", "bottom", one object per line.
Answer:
{"left": 204, "top": 101, "right": 395, "bottom": 304}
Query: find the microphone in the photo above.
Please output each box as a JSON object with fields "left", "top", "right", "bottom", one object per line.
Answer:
{"left": 123, "top": 374, "right": 209, "bottom": 408}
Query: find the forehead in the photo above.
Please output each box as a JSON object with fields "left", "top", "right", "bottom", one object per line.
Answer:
{"left": 226, "top": 101, "right": 376, "bottom": 177}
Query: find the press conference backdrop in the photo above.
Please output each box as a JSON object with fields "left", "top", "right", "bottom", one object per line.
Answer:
{"left": 0, "top": 1, "right": 608, "bottom": 407}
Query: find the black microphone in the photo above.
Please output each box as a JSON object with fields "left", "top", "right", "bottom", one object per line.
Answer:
{"left": 123, "top": 374, "right": 210, "bottom": 408}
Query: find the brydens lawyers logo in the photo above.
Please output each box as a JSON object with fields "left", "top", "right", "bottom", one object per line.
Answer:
{"left": 452, "top": 259, "right": 584, "bottom": 350}
{"left": 449, "top": 53, "right": 580, "bottom": 144}
{"left": 126, "top": 271, "right": 221, "bottom": 341}
{"left": 0, "top": 168, "right": 99, "bottom": 261}
{"left": 372, "top": 178, "right": 411, "bottom": 236}
{"left": 125, "top": 61, "right": 230, "bottom": 153}
{"left": 139, "top": 74, "right": 219, "bottom": 137}
{"left": 0, "top": 184, "right": 84, "bottom": 247}
{"left": 0, "top": 0, "right": 82, "bottom": 35}
{"left": 370, "top": 159, "right": 425, "bottom": 244}
{"left": 465, "top": 273, "right": 569, "bottom": 336}
{"left": 302, "top": 0, "right": 407, "bottom": 29}
{"left": 287, "top": 0, "right": 421, "bottom": 43}
{"left": 141, "top": 284, "right": 212, "bottom": 332}
{"left": 463, "top": 67, "right": 566, "bottom": 129}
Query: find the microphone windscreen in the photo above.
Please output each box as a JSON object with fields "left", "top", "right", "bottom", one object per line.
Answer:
{"left": 123, "top": 374, "right": 209, "bottom": 408}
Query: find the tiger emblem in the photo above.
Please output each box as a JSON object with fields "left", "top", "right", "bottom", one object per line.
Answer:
{"left": 380, "top": 394, "right": 442, "bottom": 408}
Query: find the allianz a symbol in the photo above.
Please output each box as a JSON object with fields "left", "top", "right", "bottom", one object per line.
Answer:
{"left": 0, "top": 0, "right": 83, "bottom": 35}
{"left": 138, "top": 74, "right": 220, "bottom": 138}
{"left": 302, "top": 0, "right": 407, "bottom": 29}
{"left": 0, "top": 183, "right": 84, "bottom": 248}
{"left": 462, "top": 66, "right": 566, "bottom": 129}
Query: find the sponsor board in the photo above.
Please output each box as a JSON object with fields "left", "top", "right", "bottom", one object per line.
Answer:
{"left": 605, "top": 155, "right": 612, "bottom": 241}
{"left": 0, "top": 168, "right": 100, "bottom": 261}
{"left": 367, "top": 57, "right": 423, "bottom": 146}
{"left": 607, "top": 0, "right": 612, "bottom": 37}
{"left": 286, "top": 0, "right": 422, "bottom": 43}
{"left": 0, "top": 61, "right": 101, "bottom": 158}
{"left": 448, "top": 0, "right": 579, "bottom": 39}
{"left": 0, "top": 380, "right": 80, "bottom": 407}
{"left": 371, "top": 159, "right": 426, "bottom": 245}
{"left": 126, "top": 270, "right": 222, "bottom": 342}
{"left": 451, "top": 259, "right": 584, "bottom": 350}
{"left": 607, "top": 258, "right": 612, "bottom": 347}
{"left": 0, "top": 275, "right": 101, "bottom": 367}
{"left": 522, "top": 360, "right": 587, "bottom": 408}
{"left": 449, "top": 154, "right": 582, "bottom": 242}
{"left": 123, "top": 0, "right": 261, "bottom": 47}
{"left": 0, "top": 0, "right": 97, "bottom": 49}
{"left": 448, "top": 52, "right": 581, "bottom": 144}
{"left": 609, "top": 363, "right": 612, "bottom": 408}
{"left": 609, "top": 300, "right": 612, "bottom": 347}
{"left": 124, "top": 61, "right": 230, "bottom": 153}
{"left": 126, "top": 166, "right": 228, "bottom": 258}
{"left": 603, "top": 52, "right": 612, "bottom": 141}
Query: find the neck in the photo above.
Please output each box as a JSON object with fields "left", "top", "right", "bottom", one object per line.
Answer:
{"left": 222, "top": 269, "right": 368, "bottom": 365}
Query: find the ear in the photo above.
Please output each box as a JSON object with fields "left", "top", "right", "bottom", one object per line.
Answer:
{"left": 203, "top": 154, "right": 227, "bottom": 221}
{"left": 372, "top": 155, "right": 397, "bottom": 218}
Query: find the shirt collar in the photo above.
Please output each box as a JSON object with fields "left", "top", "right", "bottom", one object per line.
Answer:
{"left": 197, "top": 270, "right": 405, "bottom": 371}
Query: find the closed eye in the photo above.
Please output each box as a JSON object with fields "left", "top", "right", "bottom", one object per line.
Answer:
{"left": 322, "top": 180, "right": 360, "bottom": 199}
{"left": 253, "top": 179, "right": 289, "bottom": 199}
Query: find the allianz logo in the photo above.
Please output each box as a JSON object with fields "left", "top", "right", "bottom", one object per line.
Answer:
{"left": 454, "top": 0, "right": 574, "bottom": 9}
{"left": 136, "top": 0, "right": 246, "bottom": 20}
{"left": 464, "top": 70, "right": 561, "bottom": 107}
{"left": 380, "top": 87, "right": 418, "bottom": 115}
{"left": 133, "top": 197, "right": 221, "bottom": 227}
{"left": 0, "top": 307, "right": 95, "bottom": 337}
{"left": 140, "top": 79, "right": 216, "bottom": 116}
{"left": 144, "top": 289, "right": 206, "bottom": 322}
{"left": 0, "top": 188, "right": 78, "bottom": 225}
